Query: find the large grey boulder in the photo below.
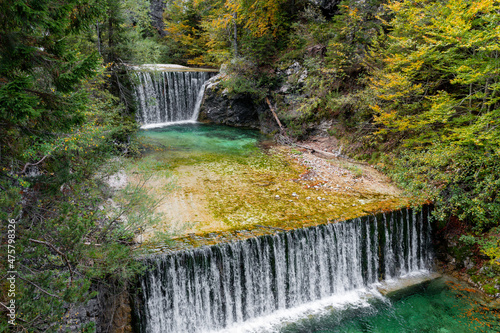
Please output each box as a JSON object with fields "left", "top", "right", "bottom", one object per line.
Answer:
{"left": 199, "top": 74, "right": 268, "bottom": 130}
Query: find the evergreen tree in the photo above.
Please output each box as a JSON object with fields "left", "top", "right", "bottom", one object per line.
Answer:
{"left": 0, "top": 1, "right": 150, "bottom": 331}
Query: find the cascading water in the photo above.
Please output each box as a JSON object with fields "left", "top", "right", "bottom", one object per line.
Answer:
{"left": 133, "top": 70, "right": 213, "bottom": 128}
{"left": 135, "top": 207, "right": 433, "bottom": 333}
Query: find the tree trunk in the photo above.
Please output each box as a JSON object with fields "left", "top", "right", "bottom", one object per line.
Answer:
{"left": 96, "top": 21, "right": 101, "bottom": 56}
{"left": 233, "top": 12, "right": 238, "bottom": 57}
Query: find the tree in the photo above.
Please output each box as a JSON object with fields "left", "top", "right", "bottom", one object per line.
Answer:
{"left": 367, "top": 0, "right": 500, "bottom": 231}
{"left": 0, "top": 1, "right": 152, "bottom": 331}
{"left": 203, "top": 0, "right": 289, "bottom": 62}
{"left": 160, "top": 0, "right": 292, "bottom": 66}
{"left": 163, "top": 0, "right": 212, "bottom": 66}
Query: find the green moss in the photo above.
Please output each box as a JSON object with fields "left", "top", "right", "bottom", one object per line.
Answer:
{"left": 483, "top": 284, "right": 499, "bottom": 295}
{"left": 131, "top": 124, "right": 407, "bottom": 246}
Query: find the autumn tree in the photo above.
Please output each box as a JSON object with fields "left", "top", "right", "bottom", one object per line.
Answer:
{"left": 163, "top": 0, "right": 213, "bottom": 66}
{"left": 367, "top": 0, "right": 500, "bottom": 231}
{"left": 202, "top": 0, "right": 289, "bottom": 63}
{"left": 161, "top": 0, "right": 293, "bottom": 66}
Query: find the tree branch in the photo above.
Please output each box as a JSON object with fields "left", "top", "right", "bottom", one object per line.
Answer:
{"left": 20, "top": 154, "right": 50, "bottom": 175}
{"left": 16, "top": 275, "right": 61, "bottom": 299}
{"left": 29, "top": 238, "right": 74, "bottom": 286}
{"left": 266, "top": 97, "right": 284, "bottom": 132}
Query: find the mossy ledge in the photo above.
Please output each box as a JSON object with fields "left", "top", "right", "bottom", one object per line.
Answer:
{"left": 128, "top": 124, "right": 418, "bottom": 254}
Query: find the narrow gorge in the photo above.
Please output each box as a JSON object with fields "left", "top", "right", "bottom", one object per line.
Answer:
{"left": 4, "top": 2, "right": 499, "bottom": 332}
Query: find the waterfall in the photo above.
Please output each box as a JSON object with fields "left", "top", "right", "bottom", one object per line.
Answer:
{"left": 133, "top": 70, "right": 213, "bottom": 128}
{"left": 135, "top": 207, "right": 433, "bottom": 333}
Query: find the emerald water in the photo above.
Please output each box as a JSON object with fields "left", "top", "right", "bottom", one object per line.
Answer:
{"left": 279, "top": 277, "right": 499, "bottom": 333}
{"left": 136, "top": 124, "right": 407, "bottom": 238}
{"left": 140, "top": 123, "right": 263, "bottom": 159}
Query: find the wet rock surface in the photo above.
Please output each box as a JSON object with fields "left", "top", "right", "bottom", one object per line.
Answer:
{"left": 199, "top": 74, "right": 279, "bottom": 133}
{"left": 199, "top": 74, "right": 264, "bottom": 129}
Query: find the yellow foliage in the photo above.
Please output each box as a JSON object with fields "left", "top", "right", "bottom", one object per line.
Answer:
{"left": 483, "top": 246, "right": 500, "bottom": 266}
{"left": 370, "top": 0, "right": 500, "bottom": 149}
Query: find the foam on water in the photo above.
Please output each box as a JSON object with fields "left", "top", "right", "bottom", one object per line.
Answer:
{"left": 135, "top": 208, "right": 434, "bottom": 333}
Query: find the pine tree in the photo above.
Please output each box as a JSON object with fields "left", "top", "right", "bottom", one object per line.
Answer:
{"left": 0, "top": 1, "right": 147, "bottom": 331}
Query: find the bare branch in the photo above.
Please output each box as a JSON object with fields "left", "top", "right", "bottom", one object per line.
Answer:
{"left": 16, "top": 275, "right": 61, "bottom": 299}
{"left": 29, "top": 238, "right": 74, "bottom": 286}
{"left": 20, "top": 154, "right": 50, "bottom": 175}
{"left": 266, "top": 97, "right": 284, "bottom": 132}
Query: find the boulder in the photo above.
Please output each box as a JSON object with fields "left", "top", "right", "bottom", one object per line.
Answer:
{"left": 309, "top": 0, "right": 342, "bottom": 17}
{"left": 199, "top": 74, "right": 278, "bottom": 133}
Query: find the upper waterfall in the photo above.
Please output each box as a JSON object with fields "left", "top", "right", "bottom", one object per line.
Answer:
{"left": 132, "top": 66, "right": 215, "bottom": 128}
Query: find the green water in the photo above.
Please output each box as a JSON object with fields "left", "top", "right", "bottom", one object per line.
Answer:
{"left": 281, "top": 278, "right": 499, "bottom": 333}
{"left": 140, "top": 123, "right": 264, "bottom": 159}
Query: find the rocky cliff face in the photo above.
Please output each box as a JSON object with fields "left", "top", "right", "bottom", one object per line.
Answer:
{"left": 56, "top": 283, "right": 133, "bottom": 333}
{"left": 199, "top": 74, "right": 279, "bottom": 133}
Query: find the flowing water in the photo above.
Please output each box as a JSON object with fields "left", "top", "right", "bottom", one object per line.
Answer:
{"left": 279, "top": 277, "right": 499, "bottom": 333}
{"left": 131, "top": 71, "right": 499, "bottom": 333}
{"left": 135, "top": 208, "right": 442, "bottom": 333}
{"left": 133, "top": 70, "right": 213, "bottom": 128}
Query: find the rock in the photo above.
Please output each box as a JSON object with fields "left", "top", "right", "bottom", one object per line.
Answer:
{"left": 285, "top": 62, "right": 302, "bottom": 76}
{"left": 463, "top": 257, "right": 475, "bottom": 270}
{"left": 308, "top": 0, "right": 342, "bottom": 17}
{"left": 278, "top": 83, "right": 291, "bottom": 94}
{"left": 199, "top": 74, "right": 276, "bottom": 131}
{"left": 106, "top": 171, "right": 128, "bottom": 191}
